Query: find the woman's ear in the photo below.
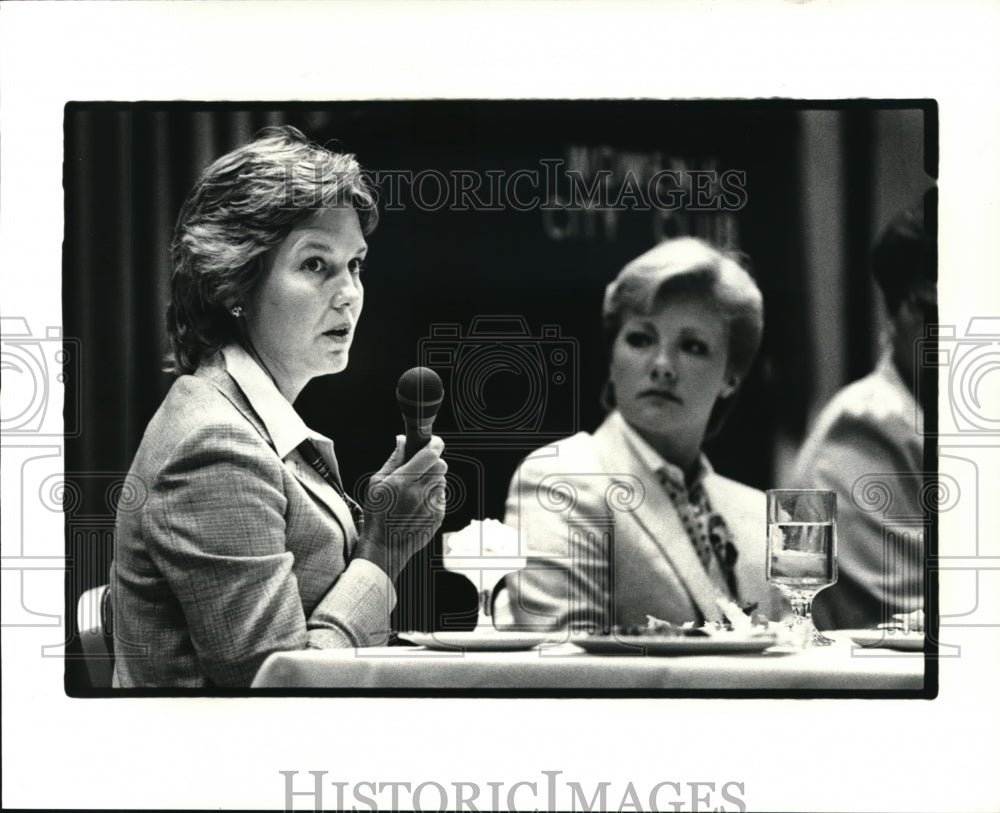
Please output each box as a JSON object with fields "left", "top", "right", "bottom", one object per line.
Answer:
{"left": 600, "top": 379, "right": 617, "bottom": 412}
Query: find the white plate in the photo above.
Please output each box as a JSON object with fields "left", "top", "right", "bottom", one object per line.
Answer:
{"left": 845, "top": 629, "right": 925, "bottom": 651}
{"left": 573, "top": 632, "right": 777, "bottom": 656}
{"left": 400, "top": 631, "right": 552, "bottom": 651}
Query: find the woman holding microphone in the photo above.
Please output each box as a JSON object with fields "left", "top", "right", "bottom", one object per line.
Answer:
{"left": 111, "top": 127, "right": 446, "bottom": 687}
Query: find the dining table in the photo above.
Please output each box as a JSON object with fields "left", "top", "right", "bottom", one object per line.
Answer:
{"left": 250, "top": 630, "right": 926, "bottom": 692}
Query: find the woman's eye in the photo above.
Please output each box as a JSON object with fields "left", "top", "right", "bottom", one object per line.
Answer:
{"left": 302, "top": 257, "right": 327, "bottom": 274}
{"left": 625, "top": 331, "right": 652, "bottom": 348}
{"left": 349, "top": 258, "right": 366, "bottom": 275}
{"left": 682, "top": 338, "right": 709, "bottom": 356}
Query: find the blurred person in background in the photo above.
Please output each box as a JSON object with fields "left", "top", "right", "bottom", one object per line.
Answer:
{"left": 789, "top": 191, "right": 936, "bottom": 631}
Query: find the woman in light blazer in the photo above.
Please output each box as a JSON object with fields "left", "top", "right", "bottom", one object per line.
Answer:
{"left": 111, "top": 127, "right": 447, "bottom": 687}
{"left": 503, "top": 237, "right": 785, "bottom": 632}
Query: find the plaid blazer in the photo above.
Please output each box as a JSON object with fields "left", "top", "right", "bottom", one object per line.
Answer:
{"left": 111, "top": 356, "right": 393, "bottom": 688}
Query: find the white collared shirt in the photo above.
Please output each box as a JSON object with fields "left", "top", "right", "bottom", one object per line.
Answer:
{"left": 609, "top": 410, "right": 714, "bottom": 492}
{"left": 223, "top": 343, "right": 340, "bottom": 471}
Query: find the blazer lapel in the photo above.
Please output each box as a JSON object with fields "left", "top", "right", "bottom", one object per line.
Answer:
{"left": 285, "top": 453, "right": 359, "bottom": 554}
{"left": 200, "top": 361, "right": 358, "bottom": 552}
{"left": 703, "top": 474, "right": 769, "bottom": 610}
{"left": 592, "top": 417, "right": 726, "bottom": 624}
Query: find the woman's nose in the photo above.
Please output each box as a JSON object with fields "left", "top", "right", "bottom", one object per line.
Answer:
{"left": 329, "top": 267, "right": 361, "bottom": 308}
{"left": 650, "top": 346, "right": 676, "bottom": 380}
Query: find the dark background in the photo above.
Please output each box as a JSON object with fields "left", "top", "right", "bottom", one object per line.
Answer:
{"left": 62, "top": 101, "right": 935, "bottom": 690}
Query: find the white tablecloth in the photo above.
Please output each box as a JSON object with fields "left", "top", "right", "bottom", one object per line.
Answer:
{"left": 251, "top": 634, "right": 924, "bottom": 691}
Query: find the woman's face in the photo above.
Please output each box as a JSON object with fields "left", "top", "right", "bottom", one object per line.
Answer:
{"left": 244, "top": 206, "right": 367, "bottom": 400}
{"left": 609, "top": 295, "right": 735, "bottom": 460}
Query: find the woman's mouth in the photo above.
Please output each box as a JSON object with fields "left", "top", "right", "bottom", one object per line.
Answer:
{"left": 640, "top": 389, "right": 681, "bottom": 403}
{"left": 323, "top": 326, "right": 352, "bottom": 341}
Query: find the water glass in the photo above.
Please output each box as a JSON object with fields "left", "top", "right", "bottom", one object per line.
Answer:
{"left": 766, "top": 489, "right": 838, "bottom": 647}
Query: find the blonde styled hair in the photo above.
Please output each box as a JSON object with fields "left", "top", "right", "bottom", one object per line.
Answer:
{"left": 601, "top": 236, "right": 764, "bottom": 438}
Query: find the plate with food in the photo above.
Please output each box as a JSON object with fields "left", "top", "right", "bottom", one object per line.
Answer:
{"left": 573, "top": 630, "right": 778, "bottom": 656}
{"left": 399, "top": 630, "right": 554, "bottom": 651}
{"left": 573, "top": 613, "right": 777, "bottom": 656}
{"left": 845, "top": 629, "right": 925, "bottom": 651}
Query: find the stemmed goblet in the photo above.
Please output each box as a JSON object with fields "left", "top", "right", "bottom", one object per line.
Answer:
{"left": 766, "top": 489, "right": 838, "bottom": 647}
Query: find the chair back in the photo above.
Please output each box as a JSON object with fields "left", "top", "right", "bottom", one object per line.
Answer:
{"left": 76, "top": 584, "right": 114, "bottom": 688}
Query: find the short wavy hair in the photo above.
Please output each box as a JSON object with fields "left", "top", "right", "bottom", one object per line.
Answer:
{"left": 166, "top": 125, "right": 378, "bottom": 374}
{"left": 871, "top": 188, "right": 936, "bottom": 316}
{"left": 601, "top": 236, "right": 764, "bottom": 439}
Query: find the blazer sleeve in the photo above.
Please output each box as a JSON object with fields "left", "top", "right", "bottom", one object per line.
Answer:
{"left": 502, "top": 449, "right": 614, "bottom": 633}
{"left": 144, "top": 420, "right": 391, "bottom": 686}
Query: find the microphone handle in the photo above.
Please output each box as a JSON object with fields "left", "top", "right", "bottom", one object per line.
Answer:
{"left": 402, "top": 418, "right": 435, "bottom": 462}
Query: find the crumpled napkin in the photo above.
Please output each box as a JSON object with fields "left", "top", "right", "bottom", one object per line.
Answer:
{"left": 443, "top": 519, "right": 526, "bottom": 581}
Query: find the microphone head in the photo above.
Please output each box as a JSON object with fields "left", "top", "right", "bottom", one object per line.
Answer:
{"left": 396, "top": 366, "right": 444, "bottom": 420}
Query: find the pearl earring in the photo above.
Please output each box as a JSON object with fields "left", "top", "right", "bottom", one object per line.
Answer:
{"left": 230, "top": 305, "right": 244, "bottom": 317}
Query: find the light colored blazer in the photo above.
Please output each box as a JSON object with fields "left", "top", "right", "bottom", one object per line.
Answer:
{"left": 503, "top": 412, "right": 785, "bottom": 631}
{"left": 789, "top": 351, "right": 924, "bottom": 629}
{"left": 111, "top": 349, "right": 394, "bottom": 688}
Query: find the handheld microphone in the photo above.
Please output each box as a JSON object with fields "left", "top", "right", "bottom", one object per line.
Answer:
{"left": 396, "top": 367, "right": 444, "bottom": 462}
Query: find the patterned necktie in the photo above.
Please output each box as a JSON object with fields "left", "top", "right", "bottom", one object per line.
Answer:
{"left": 296, "top": 440, "right": 365, "bottom": 559}
{"left": 706, "top": 511, "right": 740, "bottom": 599}
{"left": 658, "top": 471, "right": 739, "bottom": 598}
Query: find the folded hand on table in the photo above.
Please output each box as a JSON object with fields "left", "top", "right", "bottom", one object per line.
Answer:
{"left": 878, "top": 608, "right": 925, "bottom": 632}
